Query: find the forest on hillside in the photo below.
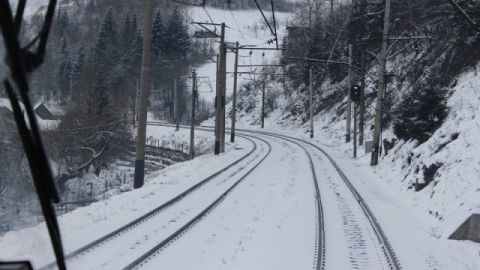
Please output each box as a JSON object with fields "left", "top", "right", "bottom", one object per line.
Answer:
{"left": 0, "top": 0, "right": 216, "bottom": 232}
{"left": 282, "top": 0, "right": 480, "bottom": 145}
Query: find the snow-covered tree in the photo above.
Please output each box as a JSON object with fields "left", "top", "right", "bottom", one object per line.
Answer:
{"left": 151, "top": 12, "right": 165, "bottom": 58}
{"left": 394, "top": 85, "right": 448, "bottom": 144}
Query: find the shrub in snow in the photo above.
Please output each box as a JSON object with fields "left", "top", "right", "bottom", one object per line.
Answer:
{"left": 415, "top": 162, "right": 442, "bottom": 191}
{"left": 393, "top": 85, "right": 448, "bottom": 144}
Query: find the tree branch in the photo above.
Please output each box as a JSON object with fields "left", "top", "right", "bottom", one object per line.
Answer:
{"left": 446, "top": 0, "right": 480, "bottom": 32}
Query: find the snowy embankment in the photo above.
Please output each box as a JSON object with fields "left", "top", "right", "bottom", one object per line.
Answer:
{"left": 310, "top": 66, "right": 480, "bottom": 239}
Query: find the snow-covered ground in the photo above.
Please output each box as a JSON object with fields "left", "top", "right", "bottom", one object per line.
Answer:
{"left": 146, "top": 121, "right": 215, "bottom": 155}
{"left": 3, "top": 125, "right": 478, "bottom": 269}
{"left": 0, "top": 130, "right": 252, "bottom": 268}
{"left": 2, "top": 2, "right": 479, "bottom": 270}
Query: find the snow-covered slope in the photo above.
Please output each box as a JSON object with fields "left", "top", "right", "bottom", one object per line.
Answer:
{"left": 238, "top": 50, "right": 480, "bottom": 240}
{"left": 373, "top": 67, "right": 480, "bottom": 236}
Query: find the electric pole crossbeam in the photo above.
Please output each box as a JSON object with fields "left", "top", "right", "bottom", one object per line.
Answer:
{"left": 237, "top": 64, "right": 284, "bottom": 67}
{"left": 237, "top": 47, "right": 288, "bottom": 51}
{"left": 227, "top": 72, "right": 286, "bottom": 76}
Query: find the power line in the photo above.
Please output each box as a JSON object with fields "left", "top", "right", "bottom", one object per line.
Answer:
{"left": 48, "top": 118, "right": 133, "bottom": 133}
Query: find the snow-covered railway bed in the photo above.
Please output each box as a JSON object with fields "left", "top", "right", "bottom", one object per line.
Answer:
{"left": 122, "top": 135, "right": 272, "bottom": 270}
{"left": 238, "top": 129, "right": 401, "bottom": 270}
{"left": 38, "top": 136, "right": 270, "bottom": 270}
{"left": 136, "top": 133, "right": 321, "bottom": 270}
{"left": 304, "top": 143, "right": 400, "bottom": 270}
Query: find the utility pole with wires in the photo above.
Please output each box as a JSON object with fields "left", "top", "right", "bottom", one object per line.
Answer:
{"left": 261, "top": 78, "right": 266, "bottom": 129}
{"left": 190, "top": 70, "right": 197, "bottom": 159}
{"left": 134, "top": 0, "right": 154, "bottom": 189}
{"left": 309, "top": 67, "right": 314, "bottom": 138}
{"left": 353, "top": 98, "right": 358, "bottom": 158}
{"left": 174, "top": 77, "right": 179, "bottom": 131}
{"left": 217, "top": 23, "right": 227, "bottom": 153}
{"left": 346, "top": 44, "right": 353, "bottom": 143}
{"left": 191, "top": 21, "right": 226, "bottom": 154}
{"left": 231, "top": 41, "right": 239, "bottom": 143}
{"left": 371, "top": 0, "right": 391, "bottom": 166}
{"left": 359, "top": 49, "right": 366, "bottom": 146}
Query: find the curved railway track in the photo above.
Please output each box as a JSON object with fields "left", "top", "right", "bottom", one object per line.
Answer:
{"left": 40, "top": 122, "right": 401, "bottom": 270}
{"left": 39, "top": 135, "right": 264, "bottom": 270}
{"left": 122, "top": 134, "right": 272, "bottom": 270}
{"left": 249, "top": 133, "right": 326, "bottom": 270}
{"left": 237, "top": 129, "right": 402, "bottom": 270}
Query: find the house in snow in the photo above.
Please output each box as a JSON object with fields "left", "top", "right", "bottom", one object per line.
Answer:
{"left": 34, "top": 102, "right": 57, "bottom": 121}
{"left": 0, "top": 98, "right": 60, "bottom": 130}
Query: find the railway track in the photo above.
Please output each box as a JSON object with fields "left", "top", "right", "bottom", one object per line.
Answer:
{"left": 254, "top": 134, "right": 326, "bottom": 270}
{"left": 40, "top": 122, "right": 401, "bottom": 270}
{"left": 122, "top": 134, "right": 272, "bottom": 270}
{"left": 39, "top": 135, "right": 265, "bottom": 270}
{"left": 237, "top": 129, "right": 402, "bottom": 270}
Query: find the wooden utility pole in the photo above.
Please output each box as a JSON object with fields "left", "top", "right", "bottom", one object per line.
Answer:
{"left": 359, "top": 49, "right": 365, "bottom": 145}
{"left": 231, "top": 41, "right": 239, "bottom": 143}
{"left": 174, "top": 78, "right": 179, "bottom": 131}
{"left": 346, "top": 44, "right": 352, "bottom": 143}
{"left": 309, "top": 67, "right": 314, "bottom": 138}
{"left": 371, "top": 0, "right": 391, "bottom": 166}
{"left": 190, "top": 70, "right": 197, "bottom": 159}
{"left": 261, "top": 78, "right": 266, "bottom": 128}
{"left": 134, "top": 0, "right": 154, "bottom": 189}
{"left": 214, "top": 23, "right": 226, "bottom": 154}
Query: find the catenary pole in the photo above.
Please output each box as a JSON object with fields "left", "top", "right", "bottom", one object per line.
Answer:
{"left": 346, "top": 44, "right": 352, "bottom": 143}
{"left": 359, "top": 49, "right": 365, "bottom": 145}
{"left": 231, "top": 41, "right": 239, "bottom": 143}
{"left": 214, "top": 54, "right": 219, "bottom": 153}
{"left": 133, "top": 0, "right": 155, "bottom": 189}
{"left": 261, "top": 78, "right": 266, "bottom": 128}
{"left": 219, "top": 23, "right": 227, "bottom": 153}
{"left": 214, "top": 24, "right": 226, "bottom": 154}
{"left": 190, "top": 70, "right": 196, "bottom": 159}
{"left": 354, "top": 101, "right": 357, "bottom": 158}
{"left": 174, "top": 77, "right": 179, "bottom": 131}
{"left": 310, "top": 67, "right": 314, "bottom": 138}
{"left": 371, "top": 0, "right": 391, "bottom": 166}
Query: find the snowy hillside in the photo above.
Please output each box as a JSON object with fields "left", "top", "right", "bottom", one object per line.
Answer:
{"left": 222, "top": 1, "right": 480, "bottom": 241}
{"left": 188, "top": 6, "right": 292, "bottom": 103}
